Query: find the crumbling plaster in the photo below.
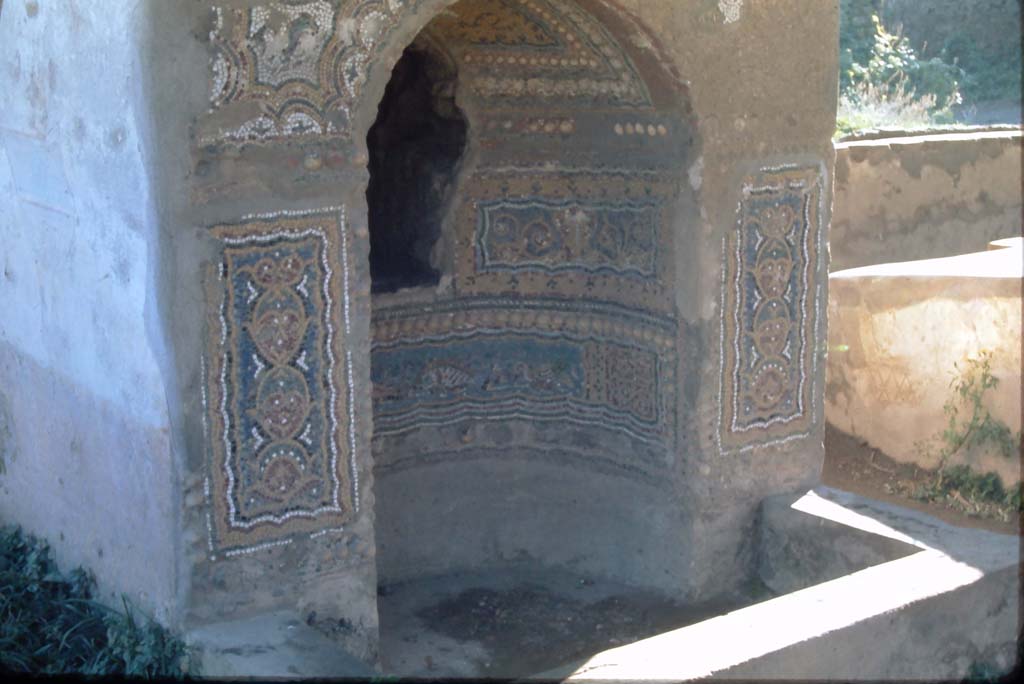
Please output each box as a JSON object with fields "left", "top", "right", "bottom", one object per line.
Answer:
{"left": 832, "top": 131, "right": 1022, "bottom": 271}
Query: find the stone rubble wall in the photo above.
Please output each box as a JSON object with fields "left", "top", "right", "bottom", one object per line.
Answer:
{"left": 831, "top": 130, "right": 1023, "bottom": 272}
{"left": 828, "top": 129, "right": 1022, "bottom": 487}
{"left": 826, "top": 249, "right": 1022, "bottom": 486}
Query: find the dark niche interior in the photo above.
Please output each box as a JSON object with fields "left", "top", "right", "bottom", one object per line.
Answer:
{"left": 366, "top": 45, "right": 468, "bottom": 294}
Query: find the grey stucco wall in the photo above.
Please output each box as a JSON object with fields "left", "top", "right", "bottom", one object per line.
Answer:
{"left": 831, "top": 131, "right": 1023, "bottom": 272}
{"left": 147, "top": 0, "right": 384, "bottom": 661}
{"left": 0, "top": 1, "right": 182, "bottom": 625}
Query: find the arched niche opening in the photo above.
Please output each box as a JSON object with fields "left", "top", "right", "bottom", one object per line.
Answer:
{"left": 364, "top": 0, "right": 698, "bottom": 671}
{"left": 366, "top": 42, "right": 468, "bottom": 294}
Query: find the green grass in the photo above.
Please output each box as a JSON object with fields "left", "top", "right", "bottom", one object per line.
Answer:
{"left": 0, "top": 525, "right": 193, "bottom": 677}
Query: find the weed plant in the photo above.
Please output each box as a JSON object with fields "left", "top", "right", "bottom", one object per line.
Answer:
{"left": 914, "top": 352, "right": 1023, "bottom": 519}
{"left": 0, "top": 525, "right": 192, "bottom": 677}
{"left": 837, "top": 77, "right": 942, "bottom": 136}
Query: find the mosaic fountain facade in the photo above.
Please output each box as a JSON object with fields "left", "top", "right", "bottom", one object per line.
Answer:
{"left": 0, "top": 0, "right": 839, "bottom": 666}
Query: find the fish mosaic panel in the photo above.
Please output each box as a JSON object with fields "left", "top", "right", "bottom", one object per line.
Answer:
{"left": 372, "top": 298, "right": 678, "bottom": 458}
{"left": 456, "top": 169, "right": 677, "bottom": 315}
{"left": 477, "top": 197, "right": 661, "bottom": 279}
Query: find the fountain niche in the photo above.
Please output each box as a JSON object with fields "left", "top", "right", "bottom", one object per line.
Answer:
{"left": 365, "top": 0, "right": 699, "bottom": 675}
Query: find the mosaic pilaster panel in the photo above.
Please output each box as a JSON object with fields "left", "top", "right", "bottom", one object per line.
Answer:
{"left": 719, "top": 165, "right": 825, "bottom": 453}
{"left": 203, "top": 208, "right": 357, "bottom": 555}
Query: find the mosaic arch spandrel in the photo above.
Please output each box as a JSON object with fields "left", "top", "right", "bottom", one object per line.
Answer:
{"left": 201, "top": 0, "right": 686, "bottom": 146}
{"left": 204, "top": 0, "right": 421, "bottom": 145}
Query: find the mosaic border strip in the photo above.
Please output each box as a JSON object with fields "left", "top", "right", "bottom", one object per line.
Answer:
{"left": 374, "top": 445, "right": 673, "bottom": 487}
{"left": 372, "top": 295, "right": 677, "bottom": 336}
{"left": 202, "top": 206, "right": 358, "bottom": 555}
{"left": 718, "top": 164, "right": 825, "bottom": 454}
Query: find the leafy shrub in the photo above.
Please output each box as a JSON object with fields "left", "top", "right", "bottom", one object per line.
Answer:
{"left": 838, "top": 0, "right": 882, "bottom": 89}
{"left": 838, "top": 1, "right": 964, "bottom": 134}
{"left": 849, "top": 16, "right": 963, "bottom": 111}
{"left": 966, "top": 659, "right": 1011, "bottom": 683}
{"left": 938, "top": 352, "right": 1019, "bottom": 468}
{"left": 940, "top": 465, "right": 1008, "bottom": 505}
{"left": 941, "top": 32, "right": 1022, "bottom": 105}
{"left": 0, "top": 526, "right": 192, "bottom": 677}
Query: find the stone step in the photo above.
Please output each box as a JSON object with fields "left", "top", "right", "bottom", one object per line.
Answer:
{"left": 185, "top": 610, "right": 376, "bottom": 680}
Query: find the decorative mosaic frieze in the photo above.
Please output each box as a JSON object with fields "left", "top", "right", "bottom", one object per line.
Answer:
{"left": 457, "top": 168, "right": 677, "bottom": 314}
{"left": 477, "top": 197, "right": 660, "bottom": 279}
{"left": 203, "top": 208, "right": 357, "bottom": 553}
{"left": 719, "top": 165, "right": 825, "bottom": 453}
{"left": 481, "top": 115, "right": 577, "bottom": 137}
{"left": 372, "top": 298, "right": 677, "bottom": 457}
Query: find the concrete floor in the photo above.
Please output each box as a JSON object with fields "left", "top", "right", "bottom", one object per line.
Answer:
{"left": 377, "top": 566, "right": 765, "bottom": 679}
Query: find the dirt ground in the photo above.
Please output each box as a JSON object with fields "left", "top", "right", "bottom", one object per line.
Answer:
{"left": 417, "top": 585, "right": 751, "bottom": 677}
{"left": 377, "top": 568, "right": 767, "bottom": 679}
{"left": 822, "top": 423, "right": 1021, "bottom": 536}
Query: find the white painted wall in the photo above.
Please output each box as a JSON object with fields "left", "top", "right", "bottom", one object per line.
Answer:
{"left": 0, "top": 0, "right": 181, "bottom": 625}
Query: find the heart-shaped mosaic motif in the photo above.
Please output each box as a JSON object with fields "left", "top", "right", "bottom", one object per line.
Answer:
{"left": 255, "top": 367, "right": 311, "bottom": 439}
{"left": 249, "top": 290, "right": 308, "bottom": 365}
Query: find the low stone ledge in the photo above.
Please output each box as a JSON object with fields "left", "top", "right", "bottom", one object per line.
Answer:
{"left": 534, "top": 487, "right": 1019, "bottom": 682}
{"left": 756, "top": 490, "right": 920, "bottom": 595}
{"left": 185, "top": 610, "right": 376, "bottom": 680}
